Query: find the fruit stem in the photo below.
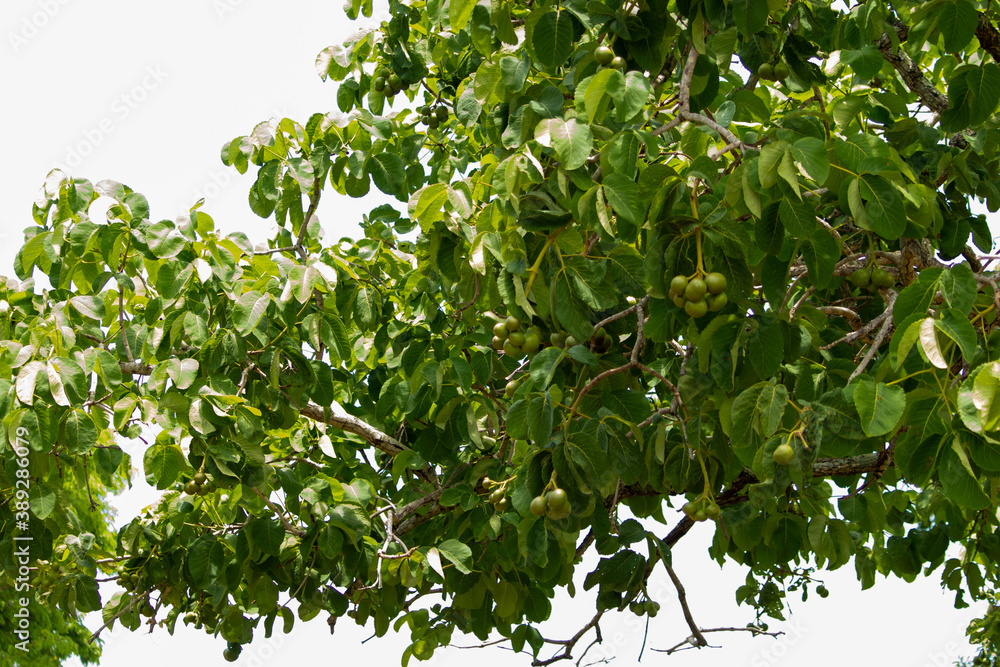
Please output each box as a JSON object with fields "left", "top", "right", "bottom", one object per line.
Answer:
{"left": 524, "top": 235, "right": 555, "bottom": 295}
{"left": 694, "top": 447, "right": 712, "bottom": 496}
{"left": 695, "top": 226, "right": 705, "bottom": 275}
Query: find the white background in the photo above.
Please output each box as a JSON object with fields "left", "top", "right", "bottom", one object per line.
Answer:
{"left": 0, "top": 1, "right": 989, "bottom": 666}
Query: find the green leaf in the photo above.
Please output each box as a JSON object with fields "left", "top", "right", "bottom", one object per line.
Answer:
{"left": 855, "top": 174, "right": 906, "bottom": 240}
{"left": 731, "top": 0, "right": 768, "bottom": 37}
{"left": 186, "top": 535, "right": 227, "bottom": 589}
{"left": 934, "top": 309, "right": 977, "bottom": 362}
{"left": 438, "top": 539, "right": 473, "bottom": 574}
{"left": 233, "top": 291, "right": 272, "bottom": 335}
{"left": 941, "top": 64, "right": 1000, "bottom": 132}
{"left": 143, "top": 444, "right": 186, "bottom": 490}
{"left": 938, "top": 0, "right": 978, "bottom": 53}
{"left": 409, "top": 183, "right": 450, "bottom": 231}
{"left": 531, "top": 10, "right": 575, "bottom": 69}
{"left": 328, "top": 503, "right": 371, "bottom": 541}
{"left": 853, "top": 380, "right": 906, "bottom": 437}
{"left": 534, "top": 118, "right": 593, "bottom": 171}
{"left": 367, "top": 152, "right": 406, "bottom": 199}
{"left": 449, "top": 0, "right": 477, "bottom": 31}
{"left": 791, "top": 137, "right": 830, "bottom": 184}
{"left": 64, "top": 409, "right": 97, "bottom": 455}
{"left": 779, "top": 196, "right": 816, "bottom": 237}
{"left": 939, "top": 437, "right": 991, "bottom": 510}
{"left": 601, "top": 173, "right": 643, "bottom": 227}
{"left": 145, "top": 221, "right": 186, "bottom": 259}
{"left": 29, "top": 482, "right": 57, "bottom": 520}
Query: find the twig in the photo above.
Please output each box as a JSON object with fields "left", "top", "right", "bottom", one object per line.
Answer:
{"left": 663, "top": 563, "right": 708, "bottom": 647}
{"left": 251, "top": 488, "right": 304, "bottom": 536}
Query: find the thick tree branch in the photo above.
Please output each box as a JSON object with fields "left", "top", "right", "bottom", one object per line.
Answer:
{"left": 977, "top": 12, "right": 1000, "bottom": 63}
{"left": 876, "top": 24, "right": 950, "bottom": 115}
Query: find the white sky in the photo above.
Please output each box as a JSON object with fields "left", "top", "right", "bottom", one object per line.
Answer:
{"left": 0, "top": 1, "right": 990, "bottom": 666}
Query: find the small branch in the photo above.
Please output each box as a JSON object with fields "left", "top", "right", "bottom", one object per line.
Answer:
{"left": 663, "top": 563, "right": 708, "bottom": 647}
{"left": 252, "top": 488, "right": 304, "bottom": 537}
{"left": 653, "top": 625, "right": 783, "bottom": 655}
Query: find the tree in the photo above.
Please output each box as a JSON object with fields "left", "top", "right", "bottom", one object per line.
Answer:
{"left": 3, "top": 0, "right": 1000, "bottom": 664}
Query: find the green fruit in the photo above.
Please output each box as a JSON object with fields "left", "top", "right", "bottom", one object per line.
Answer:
{"left": 493, "top": 322, "right": 508, "bottom": 338}
{"left": 223, "top": 647, "right": 241, "bottom": 662}
{"left": 522, "top": 332, "right": 541, "bottom": 354}
{"left": 491, "top": 336, "right": 505, "bottom": 351}
{"left": 388, "top": 73, "right": 402, "bottom": 88}
{"left": 505, "top": 316, "right": 521, "bottom": 331}
{"left": 550, "top": 332, "right": 567, "bottom": 348}
{"left": 373, "top": 77, "right": 386, "bottom": 91}
{"left": 694, "top": 508, "right": 708, "bottom": 522}
{"left": 546, "top": 488, "right": 569, "bottom": 510}
{"left": 645, "top": 601, "right": 660, "bottom": 617}
{"left": 705, "top": 503, "right": 721, "bottom": 520}
{"left": 495, "top": 497, "right": 508, "bottom": 511}
{"left": 504, "top": 380, "right": 518, "bottom": 398}
{"left": 594, "top": 45, "right": 615, "bottom": 66}
{"left": 672, "top": 294, "right": 688, "bottom": 308}
{"left": 193, "top": 471, "right": 207, "bottom": 485}
{"left": 546, "top": 503, "right": 571, "bottom": 520}
{"left": 508, "top": 331, "right": 526, "bottom": 347}
{"left": 773, "top": 443, "right": 795, "bottom": 465}
{"left": 502, "top": 340, "right": 522, "bottom": 357}
{"left": 419, "top": 105, "right": 430, "bottom": 115}
{"left": 630, "top": 601, "right": 644, "bottom": 615}
{"left": 685, "top": 299, "right": 708, "bottom": 318}
{"left": 435, "top": 105, "right": 448, "bottom": 120}
{"left": 816, "top": 585, "right": 829, "bottom": 598}
{"left": 684, "top": 278, "right": 708, "bottom": 301}
{"left": 427, "top": 116, "right": 439, "bottom": 128}
{"left": 140, "top": 603, "right": 155, "bottom": 617}
{"left": 530, "top": 495, "right": 548, "bottom": 516}
{"left": 705, "top": 272, "right": 727, "bottom": 295}
{"left": 670, "top": 274, "right": 689, "bottom": 295}
{"left": 184, "top": 480, "right": 199, "bottom": 495}
{"left": 610, "top": 56, "right": 626, "bottom": 70}
{"left": 682, "top": 502, "right": 697, "bottom": 518}
{"left": 871, "top": 267, "right": 894, "bottom": 288}
{"left": 849, "top": 269, "right": 870, "bottom": 289}
{"left": 758, "top": 63, "right": 775, "bottom": 80}
{"left": 774, "top": 63, "right": 790, "bottom": 79}
{"left": 564, "top": 335, "right": 579, "bottom": 348}
{"left": 707, "top": 293, "right": 728, "bottom": 312}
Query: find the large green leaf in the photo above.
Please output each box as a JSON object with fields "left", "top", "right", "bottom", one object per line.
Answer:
{"left": 853, "top": 380, "right": 905, "bottom": 437}
{"left": 534, "top": 118, "right": 593, "bottom": 171}
{"left": 531, "top": 10, "right": 575, "bottom": 69}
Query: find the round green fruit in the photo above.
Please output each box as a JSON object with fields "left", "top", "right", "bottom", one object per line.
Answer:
{"left": 849, "top": 269, "right": 870, "bottom": 289}
{"left": 508, "top": 331, "right": 526, "bottom": 347}
{"left": 373, "top": 77, "right": 386, "bottom": 91}
{"left": 871, "top": 267, "right": 894, "bottom": 288}
{"left": 705, "top": 272, "right": 727, "bottom": 295}
{"left": 184, "top": 480, "right": 199, "bottom": 495}
{"left": 505, "top": 316, "right": 521, "bottom": 331}
{"left": 435, "top": 105, "right": 448, "bottom": 120}
{"left": 758, "top": 63, "right": 775, "bottom": 79}
{"left": 694, "top": 508, "right": 708, "bottom": 522}
{"left": 672, "top": 294, "right": 688, "bottom": 308}
{"left": 564, "top": 335, "right": 579, "bottom": 348}
{"left": 504, "top": 380, "right": 518, "bottom": 398}
{"left": 705, "top": 503, "right": 721, "bottom": 520}
{"left": 427, "top": 116, "right": 439, "bottom": 128}
{"left": 388, "top": 73, "right": 402, "bottom": 88}
{"left": 685, "top": 299, "right": 708, "bottom": 318}
{"left": 193, "top": 471, "right": 207, "bottom": 485}
{"left": 774, "top": 63, "right": 790, "bottom": 79}
{"left": 610, "top": 56, "right": 626, "bottom": 70}
{"left": 495, "top": 497, "right": 508, "bottom": 511}
{"left": 669, "top": 274, "right": 689, "bottom": 295}
{"left": 223, "top": 647, "right": 241, "bottom": 662}
{"left": 684, "top": 278, "right": 707, "bottom": 301}
{"left": 530, "top": 495, "right": 548, "bottom": 516}
{"left": 595, "top": 45, "right": 615, "bottom": 66}
{"left": 493, "top": 322, "right": 508, "bottom": 338}
{"left": 550, "top": 332, "right": 566, "bottom": 348}
{"left": 773, "top": 443, "right": 795, "bottom": 465}
{"left": 502, "top": 340, "right": 522, "bottom": 357}
{"left": 707, "top": 293, "right": 728, "bottom": 312}
{"left": 682, "top": 501, "right": 697, "bottom": 518}
{"left": 645, "top": 601, "right": 660, "bottom": 617}
{"left": 490, "top": 489, "right": 504, "bottom": 503}
{"left": 546, "top": 488, "right": 569, "bottom": 510}
{"left": 522, "top": 332, "right": 541, "bottom": 354}
{"left": 491, "top": 336, "right": 505, "bottom": 351}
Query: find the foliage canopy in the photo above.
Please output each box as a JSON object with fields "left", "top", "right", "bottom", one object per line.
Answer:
{"left": 5, "top": 0, "right": 1000, "bottom": 663}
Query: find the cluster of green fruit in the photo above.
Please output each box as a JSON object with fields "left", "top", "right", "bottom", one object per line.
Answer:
{"left": 483, "top": 477, "right": 508, "bottom": 511}
{"left": 594, "top": 45, "right": 626, "bottom": 70}
{"left": 549, "top": 327, "right": 614, "bottom": 354}
{"left": 418, "top": 104, "right": 449, "bottom": 128}
{"left": 681, "top": 497, "right": 721, "bottom": 522}
{"left": 223, "top": 642, "right": 243, "bottom": 662}
{"left": 491, "top": 316, "right": 543, "bottom": 358}
{"left": 372, "top": 66, "right": 408, "bottom": 97}
{"left": 183, "top": 471, "right": 215, "bottom": 496}
{"left": 848, "top": 265, "right": 894, "bottom": 291}
{"left": 529, "top": 487, "right": 571, "bottom": 520}
{"left": 667, "top": 272, "right": 728, "bottom": 317}
{"left": 117, "top": 564, "right": 144, "bottom": 592}
{"left": 758, "top": 62, "right": 790, "bottom": 81}
{"left": 629, "top": 598, "right": 661, "bottom": 617}
{"left": 773, "top": 443, "right": 795, "bottom": 465}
